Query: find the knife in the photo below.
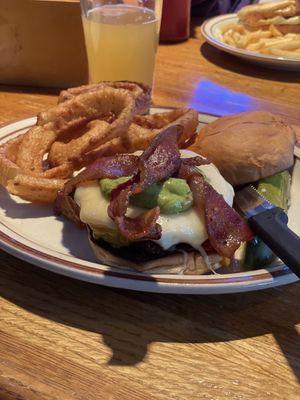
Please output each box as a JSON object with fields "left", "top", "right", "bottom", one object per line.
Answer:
{"left": 234, "top": 185, "right": 300, "bottom": 278}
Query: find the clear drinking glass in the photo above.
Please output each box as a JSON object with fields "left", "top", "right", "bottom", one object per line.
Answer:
{"left": 80, "top": 0, "right": 163, "bottom": 86}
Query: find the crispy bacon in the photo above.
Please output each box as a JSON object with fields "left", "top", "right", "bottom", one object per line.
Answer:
{"left": 55, "top": 154, "right": 139, "bottom": 220}
{"left": 56, "top": 126, "right": 253, "bottom": 254}
{"left": 108, "top": 175, "right": 137, "bottom": 219}
{"left": 108, "top": 176, "right": 161, "bottom": 240}
{"left": 204, "top": 183, "right": 253, "bottom": 258}
{"left": 179, "top": 164, "right": 253, "bottom": 258}
{"left": 116, "top": 207, "right": 162, "bottom": 241}
{"left": 181, "top": 156, "right": 210, "bottom": 166}
{"left": 138, "top": 125, "right": 182, "bottom": 190}
{"left": 107, "top": 126, "right": 182, "bottom": 240}
{"left": 62, "top": 154, "right": 138, "bottom": 196}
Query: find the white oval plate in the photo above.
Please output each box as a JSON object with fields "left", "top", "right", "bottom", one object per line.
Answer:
{"left": 201, "top": 14, "right": 300, "bottom": 70}
{"left": 0, "top": 111, "right": 298, "bottom": 294}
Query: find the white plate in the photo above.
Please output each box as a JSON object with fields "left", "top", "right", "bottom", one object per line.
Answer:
{"left": 0, "top": 111, "right": 298, "bottom": 294}
{"left": 201, "top": 14, "right": 300, "bottom": 70}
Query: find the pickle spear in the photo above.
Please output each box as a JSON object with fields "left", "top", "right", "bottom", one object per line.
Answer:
{"left": 245, "top": 171, "right": 291, "bottom": 268}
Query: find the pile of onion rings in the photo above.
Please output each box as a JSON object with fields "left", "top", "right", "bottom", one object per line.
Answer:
{"left": 0, "top": 81, "right": 199, "bottom": 203}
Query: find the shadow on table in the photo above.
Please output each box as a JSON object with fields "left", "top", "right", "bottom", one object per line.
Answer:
{"left": 200, "top": 42, "right": 300, "bottom": 84}
{"left": 1, "top": 260, "right": 299, "bottom": 381}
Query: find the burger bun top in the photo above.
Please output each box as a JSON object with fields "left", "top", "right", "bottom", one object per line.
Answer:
{"left": 238, "top": 1, "right": 298, "bottom": 28}
{"left": 189, "top": 111, "right": 296, "bottom": 187}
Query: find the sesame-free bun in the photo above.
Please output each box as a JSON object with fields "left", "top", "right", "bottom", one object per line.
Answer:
{"left": 238, "top": 1, "right": 298, "bottom": 28}
{"left": 189, "top": 111, "right": 296, "bottom": 187}
{"left": 276, "top": 24, "right": 300, "bottom": 34}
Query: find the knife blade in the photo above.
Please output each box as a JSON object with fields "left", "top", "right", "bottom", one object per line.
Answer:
{"left": 234, "top": 185, "right": 300, "bottom": 278}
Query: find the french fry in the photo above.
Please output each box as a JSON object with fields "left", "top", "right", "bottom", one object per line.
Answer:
{"left": 220, "top": 21, "right": 300, "bottom": 58}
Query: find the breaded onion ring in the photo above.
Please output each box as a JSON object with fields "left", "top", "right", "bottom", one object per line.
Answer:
{"left": 17, "top": 87, "right": 136, "bottom": 175}
{"left": 48, "top": 109, "right": 198, "bottom": 167}
{"left": 7, "top": 174, "right": 66, "bottom": 203}
{"left": 0, "top": 135, "right": 23, "bottom": 186}
{"left": 58, "top": 81, "right": 151, "bottom": 115}
{"left": 0, "top": 84, "right": 142, "bottom": 202}
{"left": 0, "top": 81, "right": 199, "bottom": 204}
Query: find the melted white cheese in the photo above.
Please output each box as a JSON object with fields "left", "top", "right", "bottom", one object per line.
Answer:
{"left": 74, "top": 150, "right": 234, "bottom": 250}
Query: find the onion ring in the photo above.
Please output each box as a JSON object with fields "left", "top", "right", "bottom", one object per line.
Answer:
{"left": 58, "top": 81, "right": 151, "bottom": 115}
{"left": 49, "top": 108, "right": 198, "bottom": 167}
{"left": 0, "top": 85, "right": 138, "bottom": 202}
{"left": 0, "top": 135, "right": 23, "bottom": 186}
{"left": 7, "top": 174, "right": 66, "bottom": 203}
{"left": 17, "top": 87, "right": 136, "bottom": 176}
{"left": 0, "top": 81, "right": 199, "bottom": 204}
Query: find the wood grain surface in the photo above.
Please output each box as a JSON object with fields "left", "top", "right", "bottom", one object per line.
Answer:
{"left": 0, "top": 30, "right": 300, "bottom": 400}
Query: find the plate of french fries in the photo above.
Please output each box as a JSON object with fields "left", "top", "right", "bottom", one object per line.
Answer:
{"left": 201, "top": 13, "right": 300, "bottom": 70}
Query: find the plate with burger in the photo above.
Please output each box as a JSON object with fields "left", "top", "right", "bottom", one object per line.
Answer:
{"left": 201, "top": 1, "right": 300, "bottom": 69}
{"left": 0, "top": 82, "right": 299, "bottom": 294}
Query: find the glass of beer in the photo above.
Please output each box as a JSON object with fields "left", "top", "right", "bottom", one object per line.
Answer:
{"left": 80, "top": 0, "right": 163, "bottom": 86}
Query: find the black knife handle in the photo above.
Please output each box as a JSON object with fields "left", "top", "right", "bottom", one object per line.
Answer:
{"left": 248, "top": 207, "right": 300, "bottom": 278}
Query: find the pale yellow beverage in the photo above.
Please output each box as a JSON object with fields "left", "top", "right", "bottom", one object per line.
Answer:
{"left": 82, "top": 5, "right": 159, "bottom": 86}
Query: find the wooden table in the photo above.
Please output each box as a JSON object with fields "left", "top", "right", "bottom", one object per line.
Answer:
{"left": 0, "top": 33, "right": 300, "bottom": 400}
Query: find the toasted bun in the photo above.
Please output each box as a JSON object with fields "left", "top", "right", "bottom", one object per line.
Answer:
{"left": 88, "top": 235, "right": 222, "bottom": 275}
{"left": 238, "top": 1, "right": 297, "bottom": 27}
{"left": 276, "top": 23, "right": 300, "bottom": 33}
{"left": 243, "top": 22, "right": 300, "bottom": 33}
{"left": 189, "top": 111, "right": 296, "bottom": 187}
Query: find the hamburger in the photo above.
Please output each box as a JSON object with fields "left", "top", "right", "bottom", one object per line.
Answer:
{"left": 238, "top": 0, "right": 300, "bottom": 34}
{"left": 55, "top": 126, "right": 253, "bottom": 275}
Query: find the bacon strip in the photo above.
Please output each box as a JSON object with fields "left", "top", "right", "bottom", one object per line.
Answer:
{"left": 107, "top": 126, "right": 182, "bottom": 240}
{"left": 57, "top": 126, "right": 253, "bottom": 253}
{"left": 116, "top": 207, "right": 162, "bottom": 241}
{"left": 203, "top": 182, "right": 253, "bottom": 258}
{"left": 63, "top": 154, "right": 138, "bottom": 196}
{"left": 181, "top": 156, "right": 210, "bottom": 167}
{"left": 107, "top": 175, "right": 160, "bottom": 241}
{"left": 179, "top": 164, "right": 253, "bottom": 258}
{"left": 55, "top": 154, "right": 139, "bottom": 221}
{"left": 108, "top": 175, "right": 139, "bottom": 219}
{"left": 138, "top": 125, "right": 182, "bottom": 190}
{"left": 56, "top": 127, "right": 181, "bottom": 239}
